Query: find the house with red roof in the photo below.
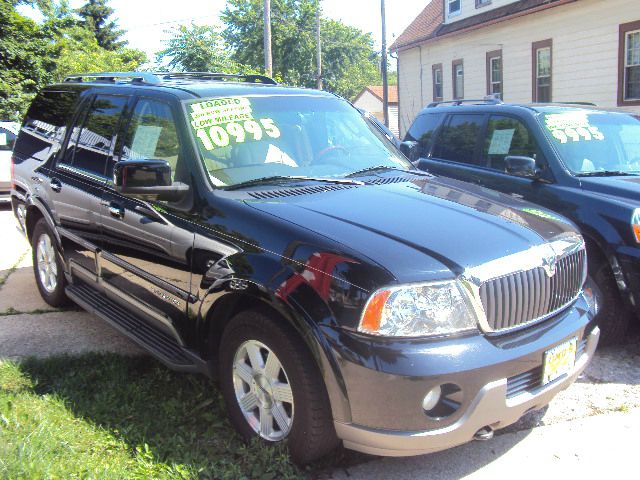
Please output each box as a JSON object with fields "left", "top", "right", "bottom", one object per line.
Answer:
{"left": 391, "top": 0, "right": 640, "bottom": 136}
{"left": 353, "top": 85, "right": 399, "bottom": 136}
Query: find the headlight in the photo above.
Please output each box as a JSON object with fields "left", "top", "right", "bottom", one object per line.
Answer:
{"left": 632, "top": 209, "right": 640, "bottom": 244}
{"left": 358, "top": 280, "right": 478, "bottom": 337}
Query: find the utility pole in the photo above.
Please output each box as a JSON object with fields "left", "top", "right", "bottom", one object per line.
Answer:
{"left": 316, "top": 1, "right": 322, "bottom": 89}
{"left": 264, "top": 0, "right": 273, "bottom": 77}
{"left": 380, "top": 0, "right": 389, "bottom": 127}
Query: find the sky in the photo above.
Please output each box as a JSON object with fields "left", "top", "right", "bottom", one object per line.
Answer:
{"left": 18, "top": 0, "right": 430, "bottom": 64}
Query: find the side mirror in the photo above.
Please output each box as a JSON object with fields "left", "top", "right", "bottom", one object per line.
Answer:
{"left": 505, "top": 156, "right": 539, "bottom": 179}
{"left": 114, "top": 159, "right": 189, "bottom": 202}
{"left": 399, "top": 141, "right": 420, "bottom": 162}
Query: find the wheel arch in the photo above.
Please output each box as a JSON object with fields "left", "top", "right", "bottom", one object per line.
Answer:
{"left": 197, "top": 282, "right": 352, "bottom": 423}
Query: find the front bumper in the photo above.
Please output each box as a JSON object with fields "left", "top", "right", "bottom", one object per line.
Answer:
{"left": 335, "top": 326, "right": 598, "bottom": 456}
{"left": 326, "top": 292, "right": 599, "bottom": 457}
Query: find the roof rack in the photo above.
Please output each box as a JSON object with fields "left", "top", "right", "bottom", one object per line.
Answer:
{"left": 63, "top": 72, "right": 162, "bottom": 84}
{"left": 63, "top": 71, "right": 278, "bottom": 86}
{"left": 426, "top": 96, "right": 504, "bottom": 108}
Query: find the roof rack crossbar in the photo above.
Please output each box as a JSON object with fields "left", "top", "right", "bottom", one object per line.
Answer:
{"left": 153, "top": 72, "right": 278, "bottom": 85}
{"left": 63, "top": 72, "right": 162, "bottom": 84}
{"left": 427, "top": 96, "right": 504, "bottom": 108}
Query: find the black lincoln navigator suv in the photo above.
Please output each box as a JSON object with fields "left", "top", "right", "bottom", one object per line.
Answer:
{"left": 11, "top": 72, "right": 598, "bottom": 463}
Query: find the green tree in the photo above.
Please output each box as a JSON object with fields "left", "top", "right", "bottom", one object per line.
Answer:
{"left": 0, "top": 0, "right": 55, "bottom": 120}
{"left": 52, "top": 25, "right": 146, "bottom": 82}
{"left": 156, "top": 23, "right": 241, "bottom": 72}
{"left": 221, "top": 0, "right": 382, "bottom": 100}
{"left": 77, "top": 0, "right": 125, "bottom": 50}
{"left": 320, "top": 19, "right": 380, "bottom": 100}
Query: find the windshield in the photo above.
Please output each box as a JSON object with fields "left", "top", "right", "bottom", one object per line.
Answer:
{"left": 539, "top": 110, "right": 640, "bottom": 175}
{"left": 186, "top": 95, "right": 411, "bottom": 187}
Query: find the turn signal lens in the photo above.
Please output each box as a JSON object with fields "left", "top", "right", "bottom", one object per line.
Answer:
{"left": 360, "top": 289, "right": 391, "bottom": 333}
{"left": 632, "top": 209, "right": 640, "bottom": 244}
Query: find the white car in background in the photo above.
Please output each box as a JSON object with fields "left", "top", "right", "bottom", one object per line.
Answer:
{"left": 0, "top": 121, "right": 19, "bottom": 203}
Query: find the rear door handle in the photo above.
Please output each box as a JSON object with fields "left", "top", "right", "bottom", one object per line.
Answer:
{"left": 50, "top": 178, "right": 62, "bottom": 192}
{"left": 108, "top": 202, "right": 124, "bottom": 219}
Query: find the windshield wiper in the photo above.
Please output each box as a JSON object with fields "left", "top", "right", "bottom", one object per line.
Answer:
{"left": 225, "top": 175, "right": 364, "bottom": 191}
{"left": 576, "top": 171, "right": 640, "bottom": 177}
{"left": 346, "top": 165, "right": 431, "bottom": 178}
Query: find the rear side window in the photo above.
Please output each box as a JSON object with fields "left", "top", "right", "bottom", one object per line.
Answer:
{"left": 13, "top": 90, "right": 79, "bottom": 161}
{"left": 120, "top": 99, "right": 181, "bottom": 180}
{"left": 61, "top": 95, "right": 128, "bottom": 177}
{"left": 432, "top": 114, "right": 485, "bottom": 165}
{"left": 482, "top": 115, "right": 540, "bottom": 171}
{"left": 0, "top": 127, "right": 16, "bottom": 151}
{"left": 405, "top": 113, "right": 444, "bottom": 157}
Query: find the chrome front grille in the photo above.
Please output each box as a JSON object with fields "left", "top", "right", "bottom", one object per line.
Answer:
{"left": 479, "top": 249, "right": 586, "bottom": 332}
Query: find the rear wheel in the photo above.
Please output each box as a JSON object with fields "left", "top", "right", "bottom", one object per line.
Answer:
{"left": 590, "top": 258, "right": 630, "bottom": 345}
{"left": 32, "top": 218, "right": 69, "bottom": 307}
{"left": 219, "top": 308, "right": 338, "bottom": 464}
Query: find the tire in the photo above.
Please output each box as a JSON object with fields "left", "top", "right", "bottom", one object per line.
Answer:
{"left": 32, "top": 218, "right": 69, "bottom": 307}
{"left": 219, "top": 308, "right": 338, "bottom": 464}
{"left": 590, "top": 258, "right": 630, "bottom": 345}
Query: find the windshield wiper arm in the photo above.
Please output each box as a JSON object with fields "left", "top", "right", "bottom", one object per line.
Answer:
{"left": 346, "top": 165, "right": 431, "bottom": 178}
{"left": 577, "top": 170, "right": 639, "bottom": 177}
{"left": 225, "top": 175, "right": 364, "bottom": 191}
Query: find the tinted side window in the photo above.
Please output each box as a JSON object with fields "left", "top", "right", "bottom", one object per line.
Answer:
{"left": 0, "top": 128, "right": 16, "bottom": 151}
{"left": 120, "top": 99, "right": 181, "bottom": 180}
{"left": 405, "top": 113, "right": 444, "bottom": 157}
{"left": 432, "top": 114, "right": 484, "bottom": 165}
{"left": 63, "top": 95, "right": 128, "bottom": 177}
{"left": 13, "top": 90, "right": 79, "bottom": 161}
{"left": 483, "top": 115, "right": 539, "bottom": 171}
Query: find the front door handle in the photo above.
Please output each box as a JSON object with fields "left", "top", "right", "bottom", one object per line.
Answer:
{"left": 50, "top": 178, "right": 62, "bottom": 193}
{"left": 108, "top": 202, "right": 124, "bottom": 219}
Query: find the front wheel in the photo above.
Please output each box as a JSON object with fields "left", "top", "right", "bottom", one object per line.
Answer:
{"left": 219, "top": 309, "right": 338, "bottom": 464}
{"left": 590, "top": 259, "right": 631, "bottom": 345}
{"left": 32, "top": 218, "right": 69, "bottom": 307}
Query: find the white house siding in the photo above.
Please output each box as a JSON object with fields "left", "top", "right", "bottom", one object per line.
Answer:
{"left": 397, "top": 0, "right": 640, "bottom": 137}
{"left": 389, "top": 105, "right": 400, "bottom": 136}
{"left": 353, "top": 90, "right": 382, "bottom": 113}
{"left": 446, "top": 0, "right": 520, "bottom": 24}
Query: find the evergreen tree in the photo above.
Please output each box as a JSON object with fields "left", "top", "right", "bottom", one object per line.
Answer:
{"left": 77, "top": 0, "right": 125, "bottom": 50}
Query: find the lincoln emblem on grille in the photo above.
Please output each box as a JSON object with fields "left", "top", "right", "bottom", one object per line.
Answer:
{"left": 542, "top": 252, "right": 558, "bottom": 277}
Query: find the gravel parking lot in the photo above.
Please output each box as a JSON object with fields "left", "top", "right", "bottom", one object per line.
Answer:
{"left": 0, "top": 203, "right": 638, "bottom": 478}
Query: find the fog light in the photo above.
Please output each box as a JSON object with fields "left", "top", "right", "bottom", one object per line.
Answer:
{"left": 422, "top": 385, "right": 442, "bottom": 412}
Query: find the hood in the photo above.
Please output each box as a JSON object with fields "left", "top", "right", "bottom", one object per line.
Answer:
{"left": 579, "top": 175, "right": 640, "bottom": 203}
{"left": 246, "top": 175, "right": 579, "bottom": 283}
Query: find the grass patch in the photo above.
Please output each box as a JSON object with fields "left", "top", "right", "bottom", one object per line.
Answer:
{"left": 0, "top": 354, "right": 307, "bottom": 479}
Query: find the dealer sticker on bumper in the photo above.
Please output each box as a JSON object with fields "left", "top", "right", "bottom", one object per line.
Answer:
{"left": 542, "top": 337, "right": 577, "bottom": 385}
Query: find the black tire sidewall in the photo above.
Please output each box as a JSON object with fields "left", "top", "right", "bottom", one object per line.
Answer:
{"left": 590, "top": 260, "right": 630, "bottom": 345}
{"left": 32, "top": 219, "right": 68, "bottom": 307}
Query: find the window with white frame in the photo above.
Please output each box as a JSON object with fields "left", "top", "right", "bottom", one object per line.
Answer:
{"left": 453, "top": 60, "right": 464, "bottom": 99}
{"left": 533, "top": 40, "right": 552, "bottom": 103}
{"left": 448, "top": 0, "right": 461, "bottom": 16}
{"left": 433, "top": 65, "right": 443, "bottom": 101}
{"left": 487, "top": 50, "right": 502, "bottom": 98}
{"left": 625, "top": 29, "right": 640, "bottom": 100}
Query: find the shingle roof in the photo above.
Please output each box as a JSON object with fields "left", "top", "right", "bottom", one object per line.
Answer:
{"left": 360, "top": 85, "right": 399, "bottom": 104}
{"left": 390, "top": 0, "right": 577, "bottom": 52}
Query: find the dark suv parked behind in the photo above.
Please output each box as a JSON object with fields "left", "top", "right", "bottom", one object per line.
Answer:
{"left": 403, "top": 100, "right": 640, "bottom": 344}
{"left": 11, "top": 73, "right": 598, "bottom": 463}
